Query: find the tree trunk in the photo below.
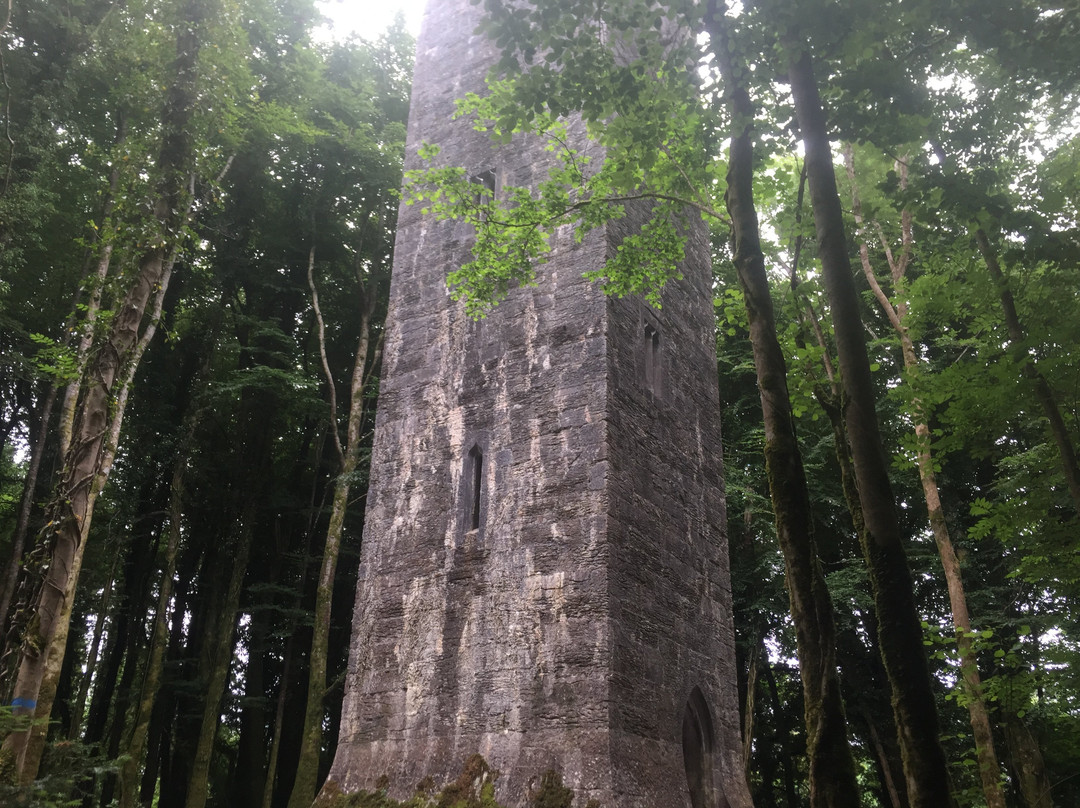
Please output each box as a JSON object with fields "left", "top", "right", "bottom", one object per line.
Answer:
{"left": 52, "top": 598, "right": 83, "bottom": 739}
{"left": 119, "top": 433, "right": 192, "bottom": 808}
{"left": 73, "top": 507, "right": 159, "bottom": 808}
{"left": 57, "top": 114, "right": 128, "bottom": 462}
{"left": 1003, "top": 709, "right": 1054, "bottom": 808}
{"left": 232, "top": 605, "right": 270, "bottom": 808}
{"left": 286, "top": 249, "right": 380, "bottom": 808}
{"left": 848, "top": 148, "right": 1004, "bottom": 808}
{"left": 68, "top": 557, "right": 118, "bottom": 741}
{"left": 263, "top": 618, "right": 301, "bottom": 808}
{"left": 182, "top": 518, "right": 255, "bottom": 808}
{"left": 143, "top": 555, "right": 197, "bottom": 807}
{"left": 703, "top": 8, "right": 859, "bottom": 807}
{"left": 0, "top": 383, "right": 57, "bottom": 637}
{"left": 787, "top": 46, "right": 953, "bottom": 808}
{"left": 0, "top": 0, "right": 207, "bottom": 784}
{"left": 264, "top": 444, "right": 327, "bottom": 808}
{"left": 815, "top": 394, "right": 909, "bottom": 808}
{"left": 762, "top": 661, "right": 799, "bottom": 808}
{"left": 99, "top": 534, "right": 159, "bottom": 808}
{"left": 742, "top": 636, "right": 760, "bottom": 776}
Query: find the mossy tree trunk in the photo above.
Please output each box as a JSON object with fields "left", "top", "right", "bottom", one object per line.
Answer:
{"left": 787, "top": 46, "right": 954, "bottom": 808}
{"left": 287, "top": 247, "right": 381, "bottom": 808}
{"left": 0, "top": 0, "right": 208, "bottom": 784}
{"left": 704, "top": 6, "right": 860, "bottom": 807}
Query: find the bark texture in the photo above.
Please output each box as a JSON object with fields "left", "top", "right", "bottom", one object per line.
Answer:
{"left": 787, "top": 46, "right": 954, "bottom": 808}
{"left": 706, "top": 6, "right": 859, "bottom": 807}
{"left": 287, "top": 250, "right": 379, "bottom": 808}
{"left": 0, "top": 0, "right": 206, "bottom": 782}
{"left": 1003, "top": 710, "right": 1054, "bottom": 808}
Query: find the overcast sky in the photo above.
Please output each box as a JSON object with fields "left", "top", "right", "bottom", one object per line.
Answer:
{"left": 317, "top": 0, "right": 426, "bottom": 41}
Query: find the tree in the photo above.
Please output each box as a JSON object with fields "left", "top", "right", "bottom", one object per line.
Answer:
{"left": 0, "top": 0, "right": 241, "bottom": 782}
{"left": 703, "top": 5, "right": 859, "bottom": 805}
{"left": 845, "top": 143, "right": 1005, "bottom": 808}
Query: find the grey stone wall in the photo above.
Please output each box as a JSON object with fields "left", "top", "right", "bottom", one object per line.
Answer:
{"left": 323, "top": 1, "right": 750, "bottom": 806}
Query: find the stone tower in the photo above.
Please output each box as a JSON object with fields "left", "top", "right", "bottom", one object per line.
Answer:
{"left": 322, "top": 2, "right": 751, "bottom": 807}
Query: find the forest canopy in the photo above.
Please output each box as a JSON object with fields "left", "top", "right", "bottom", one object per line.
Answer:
{"left": 1, "top": 0, "right": 1079, "bottom": 807}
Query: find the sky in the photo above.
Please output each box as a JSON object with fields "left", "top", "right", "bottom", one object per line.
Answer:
{"left": 317, "top": 0, "right": 426, "bottom": 41}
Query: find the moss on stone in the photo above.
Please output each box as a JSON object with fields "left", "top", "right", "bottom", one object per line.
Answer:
{"left": 527, "top": 770, "right": 574, "bottom": 808}
{"left": 314, "top": 757, "right": 602, "bottom": 808}
{"left": 435, "top": 753, "right": 498, "bottom": 808}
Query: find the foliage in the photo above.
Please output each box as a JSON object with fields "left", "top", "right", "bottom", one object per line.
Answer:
{"left": 0, "top": 707, "right": 117, "bottom": 807}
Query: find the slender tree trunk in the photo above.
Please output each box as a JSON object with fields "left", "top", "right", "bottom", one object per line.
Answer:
{"left": 183, "top": 349, "right": 273, "bottom": 808}
{"left": 762, "top": 661, "right": 799, "bottom": 808}
{"left": 703, "top": 8, "right": 859, "bottom": 807}
{"left": 742, "top": 637, "right": 760, "bottom": 775}
{"left": 264, "top": 443, "right": 327, "bottom": 808}
{"left": 183, "top": 518, "right": 255, "bottom": 808}
{"left": 68, "top": 556, "right": 118, "bottom": 740}
{"left": 58, "top": 244, "right": 114, "bottom": 461}
{"left": 0, "top": 383, "right": 57, "bottom": 637}
{"left": 287, "top": 247, "right": 380, "bottom": 808}
{"left": 75, "top": 512, "right": 157, "bottom": 808}
{"left": 261, "top": 632, "right": 296, "bottom": 808}
{"left": 233, "top": 607, "right": 269, "bottom": 808}
{"left": 847, "top": 148, "right": 1005, "bottom": 808}
{"left": 143, "top": 556, "right": 196, "bottom": 807}
{"left": 790, "top": 187, "right": 911, "bottom": 808}
{"left": 787, "top": 46, "right": 953, "bottom": 807}
{"left": 862, "top": 710, "right": 904, "bottom": 808}
{"left": 974, "top": 228, "right": 1080, "bottom": 514}
{"left": 119, "top": 432, "right": 192, "bottom": 808}
{"left": 99, "top": 528, "right": 160, "bottom": 808}
{"left": 57, "top": 113, "right": 127, "bottom": 461}
{"left": 815, "top": 393, "right": 910, "bottom": 808}
{"left": 52, "top": 610, "right": 81, "bottom": 737}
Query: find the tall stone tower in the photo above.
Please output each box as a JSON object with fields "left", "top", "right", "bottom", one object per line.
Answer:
{"left": 322, "top": 2, "right": 751, "bottom": 807}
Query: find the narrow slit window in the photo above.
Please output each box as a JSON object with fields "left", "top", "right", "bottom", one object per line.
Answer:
{"left": 644, "top": 323, "right": 662, "bottom": 394}
{"left": 468, "top": 445, "right": 483, "bottom": 530}
{"left": 470, "top": 169, "right": 496, "bottom": 222}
